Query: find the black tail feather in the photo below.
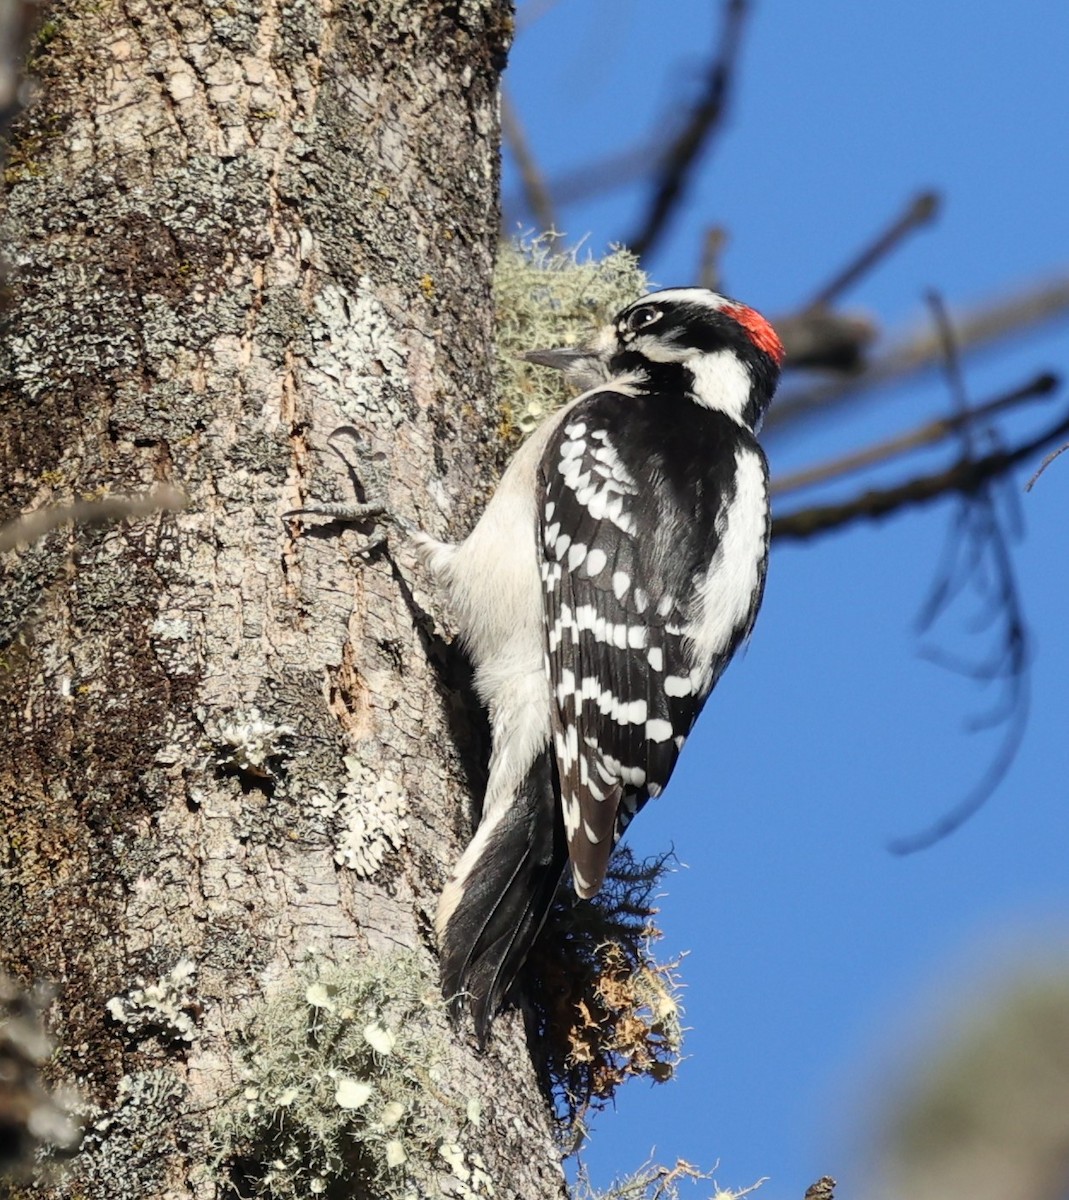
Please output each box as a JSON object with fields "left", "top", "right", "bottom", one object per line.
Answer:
{"left": 438, "top": 748, "right": 566, "bottom": 1046}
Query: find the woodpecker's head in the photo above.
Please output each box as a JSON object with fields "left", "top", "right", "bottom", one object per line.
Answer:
{"left": 526, "top": 287, "right": 785, "bottom": 431}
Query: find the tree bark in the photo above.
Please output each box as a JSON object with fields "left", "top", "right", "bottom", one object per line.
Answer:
{"left": 0, "top": 0, "right": 567, "bottom": 1195}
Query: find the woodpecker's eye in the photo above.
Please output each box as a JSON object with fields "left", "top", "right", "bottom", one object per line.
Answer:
{"left": 625, "top": 305, "right": 661, "bottom": 333}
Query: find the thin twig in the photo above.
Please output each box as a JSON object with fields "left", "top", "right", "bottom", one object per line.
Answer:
{"left": 501, "top": 87, "right": 559, "bottom": 237}
{"left": 1025, "top": 440, "right": 1069, "bottom": 490}
{"left": 884, "top": 298, "right": 1032, "bottom": 854}
{"left": 925, "top": 288, "right": 974, "bottom": 449}
{"left": 698, "top": 224, "right": 728, "bottom": 292}
{"left": 887, "top": 688, "right": 1029, "bottom": 854}
{"left": 892, "top": 490, "right": 1030, "bottom": 854}
{"left": 772, "top": 372, "right": 1058, "bottom": 497}
{"left": 771, "top": 406, "right": 1069, "bottom": 540}
{"left": 627, "top": 0, "right": 750, "bottom": 260}
{"left": 805, "top": 191, "right": 940, "bottom": 310}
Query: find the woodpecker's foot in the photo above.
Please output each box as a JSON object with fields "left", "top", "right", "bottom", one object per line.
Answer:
{"left": 284, "top": 426, "right": 412, "bottom": 548}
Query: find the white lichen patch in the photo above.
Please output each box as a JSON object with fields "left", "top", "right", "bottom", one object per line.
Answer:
{"left": 333, "top": 764, "right": 408, "bottom": 875}
{"left": 439, "top": 1142, "right": 496, "bottom": 1197}
{"left": 302, "top": 756, "right": 408, "bottom": 876}
{"left": 106, "top": 958, "right": 200, "bottom": 1044}
{"left": 212, "top": 709, "right": 296, "bottom": 780}
{"left": 307, "top": 279, "right": 409, "bottom": 427}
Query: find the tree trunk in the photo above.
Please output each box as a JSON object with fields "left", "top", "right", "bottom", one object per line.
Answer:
{"left": 0, "top": 0, "right": 567, "bottom": 1195}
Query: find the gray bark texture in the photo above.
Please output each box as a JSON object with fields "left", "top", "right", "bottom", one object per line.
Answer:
{"left": 0, "top": 0, "right": 568, "bottom": 1195}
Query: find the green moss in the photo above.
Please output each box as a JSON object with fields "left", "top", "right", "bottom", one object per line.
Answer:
{"left": 492, "top": 235, "right": 648, "bottom": 441}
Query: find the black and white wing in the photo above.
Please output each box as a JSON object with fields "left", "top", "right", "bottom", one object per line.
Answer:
{"left": 537, "top": 390, "right": 768, "bottom": 898}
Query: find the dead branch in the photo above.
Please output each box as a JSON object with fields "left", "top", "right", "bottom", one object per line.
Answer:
{"left": 806, "top": 191, "right": 940, "bottom": 311}
{"left": 767, "top": 273, "right": 1069, "bottom": 433}
{"left": 772, "top": 372, "right": 1058, "bottom": 497}
{"left": 764, "top": 192, "right": 938, "bottom": 372}
{"left": 698, "top": 224, "right": 728, "bottom": 292}
{"left": 627, "top": 0, "right": 750, "bottom": 259}
{"left": 515, "top": 0, "right": 564, "bottom": 34}
{"left": 501, "top": 86, "right": 558, "bottom": 238}
{"left": 771, "top": 405, "right": 1069, "bottom": 541}
{"left": 772, "top": 307, "right": 877, "bottom": 372}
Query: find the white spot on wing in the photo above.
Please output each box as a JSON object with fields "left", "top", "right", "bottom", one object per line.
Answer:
{"left": 622, "top": 764, "right": 646, "bottom": 787}
{"left": 645, "top": 718, "right": 673, "bottom": 743}
{"left": 584, "top": 547, "right": 607, "bottom": 577}
{"left": 619, "top": 699, "right": 647, "bottom": 725}
{"left": 562, "top": 793, "right": 581, "bottom": 837}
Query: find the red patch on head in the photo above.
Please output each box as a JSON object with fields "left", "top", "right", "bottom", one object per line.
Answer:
{"left": 722, "top": 302, "right": 785, "bottom": 365}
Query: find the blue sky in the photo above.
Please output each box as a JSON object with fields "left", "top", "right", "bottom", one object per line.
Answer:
{"left": 505, "top": 2, "right": 1069, "bottom": 1194}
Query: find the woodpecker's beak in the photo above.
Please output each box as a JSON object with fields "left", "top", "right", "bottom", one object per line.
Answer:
{"left": 522, "top": 347, "right": 591, "bottom": 372}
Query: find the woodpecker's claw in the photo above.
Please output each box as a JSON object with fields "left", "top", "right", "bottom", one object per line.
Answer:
{"left": 284, "top": 426, "right": 413, "bottom": 545}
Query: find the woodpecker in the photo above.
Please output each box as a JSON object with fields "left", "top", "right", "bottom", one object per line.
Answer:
{"left": 415, "top": 288, "right": 784, "bottom": 1043}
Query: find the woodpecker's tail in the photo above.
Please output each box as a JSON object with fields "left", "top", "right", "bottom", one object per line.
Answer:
{"left": 436, "top": 748, "right": 566, "bottom": 1046}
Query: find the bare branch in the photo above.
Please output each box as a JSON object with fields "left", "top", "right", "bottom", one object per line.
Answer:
{"left": 771, "top": 308, "right": 877, "bottom": 372}
{"left": 501, "top": 86, "right": 558, "bottom": 237}
{"left": 626, "top": 0, "right": 750, "bottom": 260}
{"left": 0, "top": 485, "right": 187, "bottom": 552}
{"left": 697, "top": 224, "right": 728, "bottom": 292}
{"left": 772, "top": 372, "right": 1059, "bottom": 497}
{"left": 766, "top": 273, "right": 1069, "bottom": 433}
{"left": 925, "top": 288, "right": 974, "bottom": 447}
{"left": 805, "top": 191, "right": 940, "bottom": 311}
{"left": 771, "top": 406, "right": 1069, "bottom": 541}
